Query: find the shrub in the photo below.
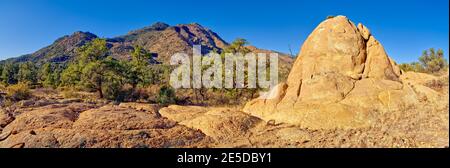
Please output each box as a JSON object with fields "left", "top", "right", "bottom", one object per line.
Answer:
{"left": 0, "top": 83, "right": 6, "bottom": 92}
{"left": 61, "top": 87, "right": 81, "bottom": 99}
{"left": 425, "top": 76, "right": 449, "bottom": 92}
{"left": 143, "top": 85, "right": 160, "bottom": 102}
{"left": 0, "top": 84, "right": 6, "bottom": 106}
{"left": 156, "top": 85, "right": 176, "bottom": 105}
{"left": 101, "top": 78, "right": 123, "bottom": 101}
{"left": 419, "top": 48, "right": 448, "bottom": 73}
{"left": 6, "top": 82, "right": 31, "bottom": 101}
{"left": 399, "top": 62, "right": 424, "bottom": 72}
{"left": 401, "top": 48, "right": 448, "bottom": 74}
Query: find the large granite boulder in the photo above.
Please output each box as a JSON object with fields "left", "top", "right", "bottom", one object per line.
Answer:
{"left": 243, "top": 16, "right": 441, "bottom": 129}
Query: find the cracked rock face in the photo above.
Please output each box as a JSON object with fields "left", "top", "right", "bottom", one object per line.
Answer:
{"left": 0, "top": 103, "right": 211, "bottom": 148}
{"left": 160, "top": 105, "right": 263, "bottom": 141}
{"left": 243, "top": 16, "right": 440, "bottom": 129}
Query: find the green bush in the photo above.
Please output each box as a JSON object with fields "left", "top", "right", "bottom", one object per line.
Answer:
{"left": 401, "top": 48, "right": 448, "bottom": 74}
{"left": 0, "top": 84, "right": 6, "bottom": 105}
{"left": 102, "top": 79, "right": 123, "bottom": 101}
{"left": 60, "top": 87, "right": 82, "bottom": 99}
{"left": 156, "top": 85, "right": 176, "bottom": 105}
{"left": 399, "top": 62, "right": 424, "bottom": 72}
{"left": 419, "top": 48, "right": 448, "bottom": 73}
{"left": 0, "top": 83, "right": 5, "bottom": 92}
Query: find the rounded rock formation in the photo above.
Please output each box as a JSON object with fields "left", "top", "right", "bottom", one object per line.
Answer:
{"left": 243, "top": 16, "right": 440, "bottom": 129}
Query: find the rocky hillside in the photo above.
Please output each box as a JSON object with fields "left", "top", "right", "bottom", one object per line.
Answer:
{"left": 1, "top": 22, "right": 293, "bottom": 66}
{"left": 2, "top": 31, "right": 98, "bottom": 65}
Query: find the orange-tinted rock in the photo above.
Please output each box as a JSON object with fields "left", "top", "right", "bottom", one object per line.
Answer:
{"left": 243, "top": 16, "right": 438, "bottom": 129}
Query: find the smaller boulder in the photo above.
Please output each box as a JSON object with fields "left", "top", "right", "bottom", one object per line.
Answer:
{"left": 73, "top": 105, "right": 176, "bottom": 130}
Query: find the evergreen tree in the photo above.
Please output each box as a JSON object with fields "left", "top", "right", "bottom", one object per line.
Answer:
{"left": 61, "top": 62, "right": 82, "bottom": 86}
{"left": 17, "top": 62, "right": 37, "bottom": 84}
{"left": 221, "top": 38, "right": 255, "bottom": 103}
{"left": 38, "top": 63, "right": 62, "bottom": 88}
{"left": 123, "top": 45, "right": 154, "bottom": 89}
{"left": 38, "top": 63, "right": 53, "bottom": 87}
{"left": 0, "top": 64, "right": 3, "bottom": 83}
{"left": 61, "top": 38, "right": 123, "bottom": 99}
{"left": 419, "top": 48, "right": 448, "bottom": 73}
{"left": 78, "top": 39, "right": 109, "bottom": 98}
{"left": 1, "top": 63, "right": 19, "bottom": 85}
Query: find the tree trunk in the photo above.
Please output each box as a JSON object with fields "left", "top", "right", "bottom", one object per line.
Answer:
{"left": 98, "top": 88, "right": 103, "bottom": 99}
{"left": 194, "top": 89, "right": 199, "bottom": 104}
{"left": 199, "top": 89, "right": 206, "bottom": 104}
{"left": 98, "top": 80, "right": 103, "bottom": 98}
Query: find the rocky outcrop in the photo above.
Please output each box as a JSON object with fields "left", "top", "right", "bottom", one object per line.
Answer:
{"left": 0, "top": 102, "right": 211, "bottom": 148}
{"left": 0, "top": 109, "right": 14, "bottom": 129}
{"left": 0, "top": 126, "right": 209, "bottom": 148}
{"left": 160, "top": 105, "right": 262, "bottom": 141}
{"left": 73, "top": 105, "right": 175, "bottom": 130}
{"left": 243, "top": 16, "right": 441, "bottom": 129}
{"left": 1, "top": 103, "right": 97, "bottom": 133}
{"left": 400, "top": 71, "right": 439, "bottom": 86}
{"left": 0, "top": 89, "right": 447, "bottom": 147}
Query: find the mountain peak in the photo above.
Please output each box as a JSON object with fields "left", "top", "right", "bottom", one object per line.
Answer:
{"left": 54, "top": 31, "right": 97, "bottom": 43}
{"left": 71, "top": 31, "right": 97, "bottom": 37}
{"left": 188, "top": 22, "right": 203, "bottom": 27}
{"left": 133, "top": 22, "right": 170, "bottom": 33}
{"left": 150, "top": 22, "right": 170, "bottom": 30}
{"left": 175, "top": 22, "right": 206, "bottom": 29}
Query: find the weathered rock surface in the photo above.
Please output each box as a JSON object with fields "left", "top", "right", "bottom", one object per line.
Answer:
{"left": 159, "top": 105, "right": 209, "bottom": 122}
{"left": 2, "top": 103, "right": 96, "bottom": 133}
{"left": 0, "top": 102, "right": 211, "bottom": 148}
{"left": 73, "top": 105, "right": 176, "bottom": 130}
{"left": 0, "top": 126, "right": 209, "bottom": 148}
{"left": 160, "top": 105, "right": 262, "bottom": 141}
{"left": 243, "top": 16, "right": 442, "bottom": 129}
{"left": 0, "top": 92, "right": 447, "bottom": 148}
{"left": 400, "top": 71, "right": 439, "bottom": 86}
{"left": 118, "top": 102, "right": 160, "bottom": 113}
{"left": 0, "top": 109, "right": 14, "bottom": 128}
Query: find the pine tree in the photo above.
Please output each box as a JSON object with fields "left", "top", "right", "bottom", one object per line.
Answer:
{"left": 0, "top": 64, "right": 3, "bottom": 83}
{"left": 221, "top": 38, "right": 254, "bottom": 103}
{"left": 61, "top": 38, "right": 122, "bottom": 99}
{"left": 17, "top": 62, "right": 37, "bottom": 85}
{"left": 1, "top": 63, "right": 19, "bottom": 85}
{"left": 123, "top": 45, "right": 154, "bottom": 89}
{"left": 61, "top": 62, "right": 82, "bottom": 86}
{"left": 39, "top": 63, "right": 62, "bottom": 88}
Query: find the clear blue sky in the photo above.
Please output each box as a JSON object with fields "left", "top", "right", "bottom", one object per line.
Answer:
{"left": 0, "top": 0, "right": 448, "bottom": 63}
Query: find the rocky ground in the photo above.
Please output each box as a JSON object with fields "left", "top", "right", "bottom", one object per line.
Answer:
{"left": 0, "top": 72, "right": 448, "bottom": 148}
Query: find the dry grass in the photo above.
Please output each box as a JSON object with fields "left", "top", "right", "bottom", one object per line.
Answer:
{"left": 213, "top": 101, "right": 449, "bottom": 148}
{"left": 6, "top": 83, "right": 31, "bottom": 101}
